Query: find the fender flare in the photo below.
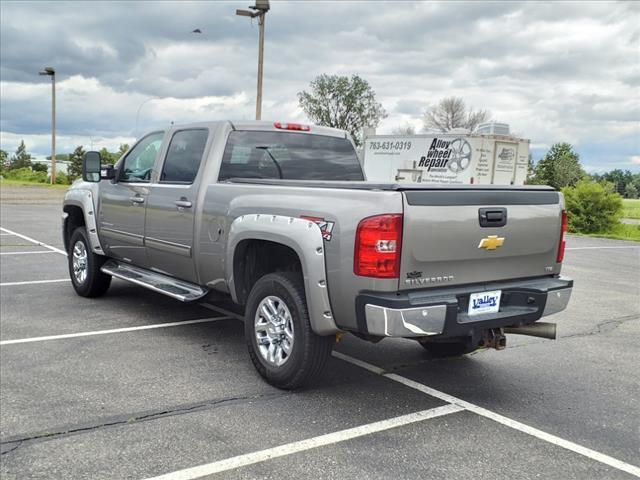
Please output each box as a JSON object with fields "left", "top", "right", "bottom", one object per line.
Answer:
{"left": 226, "top": 214, "right": 338, "bottom": 335}
{"left": 63, "top": 189, "right": 105, "bottom": 255}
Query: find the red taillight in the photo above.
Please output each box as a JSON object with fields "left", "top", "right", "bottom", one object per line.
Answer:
{"left": 274, "top": 122, "right": 310, "bottom": 131}
{"left": 557, "top": 210, "right": 568, "bottom": 263}
{"left": 354, "top": 214, "right": 403, "bottom": 278}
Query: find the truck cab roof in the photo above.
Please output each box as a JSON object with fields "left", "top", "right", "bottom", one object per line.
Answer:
{"left": 158, "top": 120, "right": 348, "bottom": 139}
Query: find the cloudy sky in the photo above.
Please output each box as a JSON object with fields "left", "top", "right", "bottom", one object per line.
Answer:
{"left": 1, "top": 0, "right": 638, "bottom": 171}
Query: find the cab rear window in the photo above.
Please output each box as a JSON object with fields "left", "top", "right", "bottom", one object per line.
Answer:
{"left": 218, "top": 131, "right": 364, "bottom": 181}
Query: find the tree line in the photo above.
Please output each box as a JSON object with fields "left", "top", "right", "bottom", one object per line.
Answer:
{"left": 296, "top": 73, "right": 638, "bottom": 199}
{"left": 0, "top": 142, "right": 129, "bottom": 184}
{"left": 524, "top": 142, "right": 640, "bottom": 199}
{"left": 1, "top": 72, "right": 637, "bottom": 199}
{"left": 297, "top": 74, "right": 490, "bottom": 146}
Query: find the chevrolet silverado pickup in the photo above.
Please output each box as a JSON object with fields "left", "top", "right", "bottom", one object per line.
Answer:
{"left": 62, "top": 120, "right": 572, "bottom": 388}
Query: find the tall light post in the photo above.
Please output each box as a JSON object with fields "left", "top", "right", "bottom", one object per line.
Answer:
{"left": 135, "top": 96, "right": 161, "bottom": 139}
{"left": 236, "top": 0, "right": 270, "bottom": 120}
{"left": 39, "top": 67, "right": 56, "bottom": 184}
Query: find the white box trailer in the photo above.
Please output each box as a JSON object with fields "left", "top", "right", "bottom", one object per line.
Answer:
{"left": 362, "top": 131, "right": 530, "bottom": 185}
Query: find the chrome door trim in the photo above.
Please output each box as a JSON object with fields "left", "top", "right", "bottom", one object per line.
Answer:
{"left": 145, "top": 236, "right": 192, "bottom": 257}
{"left": 101, "top": 227, "right": 144, "bottom": 246}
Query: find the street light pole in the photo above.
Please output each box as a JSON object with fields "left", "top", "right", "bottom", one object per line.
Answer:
{"left": 39, "top": 67, "right": 56, "bottom": 184}
{"left": 256, "top": 11, "right": 265, "bottom": 120}
{"left": 236, "top": 1, "right": 270, "bottom": 121}
{"left": 135, "top": 96, "right": 161, "bottom": 139}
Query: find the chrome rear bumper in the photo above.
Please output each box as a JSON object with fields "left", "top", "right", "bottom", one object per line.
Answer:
{"left": 359, "top": 277, "right": 573, "bottom": 338}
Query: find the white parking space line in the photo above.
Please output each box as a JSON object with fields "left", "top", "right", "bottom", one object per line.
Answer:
{"left": 0, "top": 278, "right": 70, "bottom": 287}
{"left": 0, "top": 250, "right": 58, "bottom": 256}
{"left": 143, "top": 404, "right": 464, "bottom": 480}
{"left": 0, "top": 316, "right": 232, "bottom": 346}
{"left": 566, "top": 246, "right": 640, "bottom": 250}
{"left": 0, "top": 232, "right": 14, "bottom": 235}
{"left": 0, "top": 227, "right": 67, "bottom": 255}
{"left": 334, "top": 352, "right": 640, "bottom": 478}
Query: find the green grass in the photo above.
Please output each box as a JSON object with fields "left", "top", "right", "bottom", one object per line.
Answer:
{"left": 581, "top": 223, "right": 640, "bottom": 242}
{"left": 0, "top": 178, "right": 70, "bottom": 189}
{"left": 622, "top": 199, "right": 640, "bottom": 219}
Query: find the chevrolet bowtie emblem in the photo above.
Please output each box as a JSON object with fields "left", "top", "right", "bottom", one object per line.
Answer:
{"left": 478, "top": 235, "right": 505, "bottom": 250}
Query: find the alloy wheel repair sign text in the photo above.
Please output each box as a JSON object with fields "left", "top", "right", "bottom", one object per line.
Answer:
{"left": 363, "top": 135, "right": 528, "bottom": 185}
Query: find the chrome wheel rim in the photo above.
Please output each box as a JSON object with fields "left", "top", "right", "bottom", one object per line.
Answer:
{"left": 72, "top": 240, "right": 88, "bottom": 284}
{"left": 254, "top": 295, "right": 294, "bottom": 367}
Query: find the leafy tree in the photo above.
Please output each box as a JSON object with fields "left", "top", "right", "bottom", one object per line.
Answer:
{"left": 32, "top": 163, "right": 48, "bottom": 173}
{"left": 422, "top": 96, "right": 490, "bottom": 133}
{"left": 600, "top": 169, "right": 633, "bottom": 197}
{"left": 10, "top": 140, "right": 33, "bottom": 169}
{"left": 0, "top": 149, "right": 8, "bottom": 171}
{"left": 590, "top": 169, "right": 640, "bottom": 198}
{"left": 526, "top": 154, "right": 536, "bottom": 183}
{"left": 532, "top": 143, "right": 585, "bottom": 189}
{"left": 631, "top": 173, "right": 640, "bottom": 195}
{"left": 54, "top": 171, "right": 70, "bottom": 185}
{"left": 298, "top": 74, "right": 387, "bottom": 147}
{"left": 562, "top": 181, "right": 622, "bottom": 233}
{"left": 391, "top": 123, "right": 416, "bottom": 135}
{"left": 99, "top": 147, "right": 119, "bottom": 164}
{"left": 625, "top": 182, "right": 638, "bottom": 199}
{"left": 117, "top": 143, "right": 130, "bottom": 159}
{"left": 68, "top": 145, "right": 86, "bottom": 181}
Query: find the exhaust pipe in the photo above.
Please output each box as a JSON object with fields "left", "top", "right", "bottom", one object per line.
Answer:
{"left": 504, "top": 322, "right": 556, "bottom": 340}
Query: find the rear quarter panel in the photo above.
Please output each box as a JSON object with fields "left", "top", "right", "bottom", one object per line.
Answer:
{"left": 197, "top": 183, "right": 403, "bottom": 331}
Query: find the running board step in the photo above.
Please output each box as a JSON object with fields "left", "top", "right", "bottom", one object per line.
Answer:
{"left": 101, "top": 260, "right": 208, "bottom": 302}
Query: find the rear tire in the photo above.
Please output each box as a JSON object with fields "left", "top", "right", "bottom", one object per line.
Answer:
{"left": 68, "top": 227, "right": 111, "bottom": 297}
{"left": 245, "top": 272, "right": 333, "bottom": 389}
{"left": 420, "top": 341, "right": 477, "bottom": 358}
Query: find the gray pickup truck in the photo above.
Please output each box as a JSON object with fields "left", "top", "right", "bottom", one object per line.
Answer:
{"left": 62, "top": 120, "right": 572, "bottom": 388}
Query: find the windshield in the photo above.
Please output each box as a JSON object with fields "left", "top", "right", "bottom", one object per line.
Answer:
{"left": 218, "top": 131, "right": 364, "bottom": 181}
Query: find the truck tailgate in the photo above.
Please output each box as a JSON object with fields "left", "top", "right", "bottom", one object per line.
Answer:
{"left": 400, "top": 189, "right": 563, "bottom": 289}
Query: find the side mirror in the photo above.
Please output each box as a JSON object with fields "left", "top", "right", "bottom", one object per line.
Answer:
{"left": 83, "top": 151, "right": 102, "bottom": 182}
{"left": 101, "top": 165, "right": 116, "bottom": 180}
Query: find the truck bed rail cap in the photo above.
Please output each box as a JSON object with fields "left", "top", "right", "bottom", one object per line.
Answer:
{"left": 224, "top": 178, "right": 557, "bottom": 192}
{"left": 404, "top": 190, "right": 560, "bottom": 206}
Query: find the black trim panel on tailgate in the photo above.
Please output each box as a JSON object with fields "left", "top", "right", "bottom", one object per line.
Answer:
{"left": 404, "top": 190, "right": 559, "bottom": 206}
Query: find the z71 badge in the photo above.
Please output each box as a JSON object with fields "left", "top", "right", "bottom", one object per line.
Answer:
{"left": 301, "top": 216, "right": 335, "bottom": 241}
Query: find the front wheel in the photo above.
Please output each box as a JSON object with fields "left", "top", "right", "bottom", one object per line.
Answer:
{"left": 68, "top": 227, "right": 112, "bottom": 297}
{"left": 245, "top": 272, "right": 333, "bottom": 389}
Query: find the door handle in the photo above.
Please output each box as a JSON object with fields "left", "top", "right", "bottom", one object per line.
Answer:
{"left": 130, "top": 196, "right": 145, "bottom": 204}
{"left": 174, "top": 200, "right": 192, "bottom": 208}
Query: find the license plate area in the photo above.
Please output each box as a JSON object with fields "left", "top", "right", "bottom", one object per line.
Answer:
{"left": 468, "top": 290, "right": 502, "bottom": 316}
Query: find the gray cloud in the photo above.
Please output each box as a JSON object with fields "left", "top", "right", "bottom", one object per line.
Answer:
{"left": 1, "top": 0, "right": 638, "bottom": 171}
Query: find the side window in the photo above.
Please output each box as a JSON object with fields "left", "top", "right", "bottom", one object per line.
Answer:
{"left": 160, "top": 129, "right": 209, "bottom": 184}
{"left": 120, "top": 132, "right": 164, "bottom": 183}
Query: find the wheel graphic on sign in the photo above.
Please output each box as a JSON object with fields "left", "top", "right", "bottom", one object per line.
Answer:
{"left": 448, "top": 138, "right": 472, "bottom": 173}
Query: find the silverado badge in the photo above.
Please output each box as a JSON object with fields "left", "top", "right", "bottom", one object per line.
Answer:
{"left": 478, "top": 235, "right": 505, "bottom": 250}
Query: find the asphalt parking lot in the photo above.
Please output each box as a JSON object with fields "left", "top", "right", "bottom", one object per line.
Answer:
{"left": 1, "top": 196, "right": 639, "bottom": 480}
